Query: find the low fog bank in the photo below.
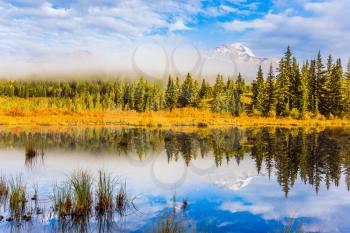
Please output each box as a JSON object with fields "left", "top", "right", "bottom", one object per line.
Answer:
{"left": 0, "top": 43, "right": 276, "bottom": 83}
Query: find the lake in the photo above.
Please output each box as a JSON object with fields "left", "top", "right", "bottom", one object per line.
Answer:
{"left": 0, "top": 127, "right": 349, "bottom": 233}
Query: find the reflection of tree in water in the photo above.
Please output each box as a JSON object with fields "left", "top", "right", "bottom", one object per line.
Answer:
{"left": 0, "top": 127, "right": 350, "bottom": 196}
{"left": 25, "top": 134, "right": 44, "bottom": 169}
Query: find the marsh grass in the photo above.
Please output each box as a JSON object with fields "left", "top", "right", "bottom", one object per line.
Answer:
{"left": 155, "top": 196, "right": 185, "bottom": 233}
{"left": 9, "top": 176, "right": 26, "bottom": 218}
{"left": 0, "top": 175, "right": 9, "bottom": 199}
{"left": 115, "top": 182, "right": 127, "bottom": 216}
{"left": 31, "top": 183, "right": 38, "bottom": 201}
{"left": 95, "top": 170, "right": 115, "bottom": 215}
{"left": 53, "top": 183, "right": 73, "bottom": 217}
{"left": 70, "top": 170, "right": 93, "bottom": 217}
{"left": 283, "top": 218, "right": 304, "bottom": 233}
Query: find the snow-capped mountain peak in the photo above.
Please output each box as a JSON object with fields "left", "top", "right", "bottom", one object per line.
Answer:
{"left": 215, "top": 43, "right": 256, "bottom": 58}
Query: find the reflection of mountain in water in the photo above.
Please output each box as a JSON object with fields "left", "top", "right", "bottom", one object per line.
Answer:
{"left": 214, "top": 172, "right": 261, "bottom": 191}
{"left": 0, "top": 127, "right": 349, "bottom": 196}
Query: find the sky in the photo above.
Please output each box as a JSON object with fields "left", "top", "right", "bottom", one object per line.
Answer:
{"left": 0, "top": 0, "right": 349, "bottom": 77}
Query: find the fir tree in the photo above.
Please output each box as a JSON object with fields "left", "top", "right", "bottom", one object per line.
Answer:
{"left": 165, "top": 75, "right": 177, "bottom": 110}
{"left": 344, "top": 58, "right": 350, "bottom": 113}
{"left": 252, "top": 65, "right": 265, "bottom": 114}
{"left": 179, "top": 73, "right": 195, "bottom": 107}
{"left": 319, "top": 54, "right": 333, "bottom": 115}
{"left": 290, "top": 57, "right": 303, "bottom": 112}
{"left": 265, "top": 63, "right": 276, "bottom": 115}
{"left": 212, "top": 74, "right": 227, "bottom": 113}
{"left": 236, "top": 72, "right": 245, "bottom": 96}
{"left": 328, "top": 58, "right": 344, "bottom": 116}
{"left": 276, "top": 46, "right": 292, "bottom": 116}
{"left": 134, "top": 77, "right": 146, "bottom": 112}
{"left": 314, "top": 51, "right": 326, "bottom": 114}
{"left": 300, "top": 61, "right": 310, "bottom": 113}
{"left": 308, "top": 59, "right": 318, "bottom": 113}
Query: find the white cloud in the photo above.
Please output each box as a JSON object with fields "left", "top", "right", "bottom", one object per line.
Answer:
{"left": 40, "top": 2, "right": 70, "bottom": 17}
{"left": 169, "top": 19, "right": 192, "bottom": 32}
{"left": 221, "top": 0, "right": 350, "bottom": 60}
{"left": 0, "top": 0, "right": 202, "bottom": 75}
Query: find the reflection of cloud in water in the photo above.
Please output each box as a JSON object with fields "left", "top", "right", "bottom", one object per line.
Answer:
{"left": 218, "top": 174, "right": 350, "bottom": 233}
{"left": 214, "top": 172, "right": 262, "bottom": 191}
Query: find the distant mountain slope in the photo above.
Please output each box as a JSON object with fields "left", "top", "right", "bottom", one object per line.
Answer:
{"left": 200, "top": 43, "right": 277, "bottom": 82}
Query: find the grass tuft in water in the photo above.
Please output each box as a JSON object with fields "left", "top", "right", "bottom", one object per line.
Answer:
{"left": 9, "top": 176, "right": 26, "bottom": 218}
{"left": 69, "top": 170, "right": 93, "bottom": 217}
{"left": 95, "top": 170, "right": 115, "bottom": 215}
{"left": 155, "top": 196, "right": 185, "bottom": 233}
{"left": 53, "top": 183, "right": 73, "bottom": 217}
{"left": 0, "top": 175, "right": 9, "bottom": 198}
{"left": 115, "top": 182, "right": 127, "bottom": 216}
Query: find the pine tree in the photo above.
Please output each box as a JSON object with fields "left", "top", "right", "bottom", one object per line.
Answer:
{"left": 236, "top": 73, "right": 245, "bottom": 96}
{"left": 344, "top": 58, "right": 350, "bottom": 113}
{"left": 328, "top": 58, "right": 344, "bottom": 116}
{"left": 319, "top": 54, "right": 333, "bottom": 115}
{"left": 265, "top": 63, "right": 276, "bottom": 115}
{"left": 213, "top": 74, "right": 225, "bottom": 98}
{"left": 314, "top": 51, "right": 325, "bottom": 114}
{"left": 191, "top": 80, "right": 200, "bottom": 107}
{"left": 165, "top": 75, "right": 177, "bottom": 110}
{"left": 300, "top": 61, "right": 310, "bottom": 113}
{"left": 199, "top": 79, "right": 212, "bottom": 100}
{"left": 252, "top": 65, "right": 265, "bottom": 114}
{"left": 228, "top": 88, "right": 242, "bottom": 116}
{"left": 276, "top": 46, "right": 292, "bottom": 116}
{"left": 290, "top": 57, "right": 303, "bottom": 112}
{"left": 212, "top": 74, "right": 227, "bottom": 112}
{"left": 134, "top": 77, "right": 146, "bottom": 112}
{"left": 179, "top": 73, "right": 194, "bottom": 107}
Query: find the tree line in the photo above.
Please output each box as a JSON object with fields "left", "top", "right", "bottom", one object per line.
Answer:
{"left": 251, "top": 46, "right": 350, "bottom": 119}
{"left": 0, "top": 46, "right": 350, "bottom": 118}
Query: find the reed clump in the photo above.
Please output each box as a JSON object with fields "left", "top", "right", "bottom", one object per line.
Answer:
{"left": 95, "top": 170, "right": 115, "bottom": 215}
{"left": 9, "top": 176, "right": 26, "bottom": 218}
{"left": 53, "top": 184, "right": 73, "bottom": 217}
{"left": 115, "top": 182, "right": 127, "bottom": 216}
{"left": 69, "top": 170, "right": 93, "bottom": 217}
{"left": 0, "top": 175, "right": 9, "bottom": 198}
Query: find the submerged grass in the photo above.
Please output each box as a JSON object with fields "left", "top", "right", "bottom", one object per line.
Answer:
{"left": 155, "top": 196, "right": 185, "bottom": 233}
{"left": 95, "top": 170, "right": 115, "bottom": 215}
{"left": 0, "top": 175, "right": 9, "bottom": 198}
{"left": 115, "top": 182, "right": 127, "bottom": 216}
{"left": 69, "top": 170, "right": 93, "bottom": 217}
{"left": 9, "top": 176, "right": 26, "bottom": 218}
{"left": 53, "top": 183, "right": 73, "bottom": 217}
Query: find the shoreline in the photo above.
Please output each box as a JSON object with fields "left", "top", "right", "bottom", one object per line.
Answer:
{"left": 2, "top": 108, "right": 350, "bottom": 130}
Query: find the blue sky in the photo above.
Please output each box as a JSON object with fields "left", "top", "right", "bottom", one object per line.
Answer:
{"left": 0, "top": 0, "right": 349, "bottom": 75}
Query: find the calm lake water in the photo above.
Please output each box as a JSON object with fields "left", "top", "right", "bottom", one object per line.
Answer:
{"left": 0, "top": 127, "right": 350, "bottom": 233}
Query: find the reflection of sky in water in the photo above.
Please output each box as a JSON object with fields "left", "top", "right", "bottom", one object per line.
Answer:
{"left": 0, "top": 147, "right": 349, "bottom": 232}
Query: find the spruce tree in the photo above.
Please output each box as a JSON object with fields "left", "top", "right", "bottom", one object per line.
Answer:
{"left": 134, "top": 77, "right": 146, "bottom": 112}
{"left": 165, "top": 75, "right": 177, "bottom": 111}
{"left": 212, "top": 74, "right": 227, "bottom": 112}
{"left": 314, "top": 51, "right": 325, "bottom": 114}
{"left": 265, "top": 63, "right": 276, "bottom": 115}
{"left": 179, "top": 73, "right": 194, "bottom": 107}
{"left": 308, "top": 60, "right": 318, "bottom": 114}
{"left": 199, "top": 79, "right": 211, "bottom": 99}
{"left": 344, "top": 58, "right": 350, "bottom": 113}
{"left": 319, "top": 54, "right": 333, "bottom": 115}
{"left": 276, "top": 46, "right": 292, "bottom": 116}
{"left": 213, "top": 74, "right": 225, "bottom": 97}
{"left": 300, "top": 61, "right": 310, "bottom": 113}
{"left": 290, "top": 57, "right": 303, "bottom": 112}
{"left": 236, "top": 72, "right": 245, "bottom": 96}
{"left": 328, "top": 58, "right": 344, "bottom": 116}
{"left": 252, "top": 65, "right": 265, "bottom": 114}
